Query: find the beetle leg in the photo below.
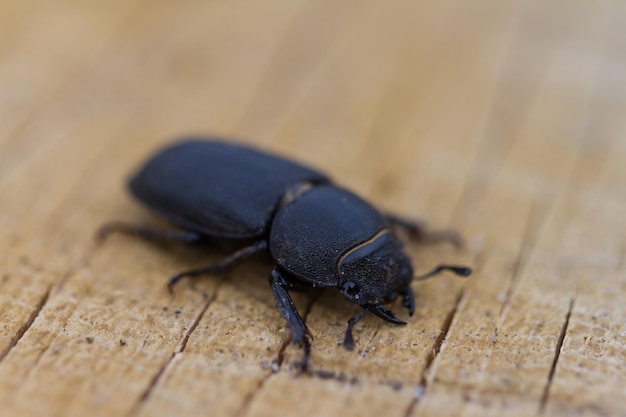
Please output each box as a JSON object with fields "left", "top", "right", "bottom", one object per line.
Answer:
{"left": 168, "top": 240, "right": 268, "bottom": 290}
{"left": 343, "top": 306, "right": 370, "bottom": 350}
{"left": 414, "top": 264, "right": 472, "bottom": 281}
{"left": 384, "top": 214, "right": 462, "bottom": 248}
{"left": 400, "top": 286, "right": 415, "bottom": 316}
{"left": 269, "top": 267, "right": 312, "bottom": 370}
{"left": 97, "top": 222, "right": 203, "bottom": 244}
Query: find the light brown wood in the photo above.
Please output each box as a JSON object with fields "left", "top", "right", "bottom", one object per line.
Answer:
{"left": 1, "top": 1, "right": 624, "bottom": 416}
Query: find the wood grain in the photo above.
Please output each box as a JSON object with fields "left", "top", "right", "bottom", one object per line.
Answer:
{"left": 1, "top": 1, "right": 624, "bottom": 416}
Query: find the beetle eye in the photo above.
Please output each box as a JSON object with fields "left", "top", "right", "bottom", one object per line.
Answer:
{"left": 342, "top": 281, "right": 359, "bottom": 295}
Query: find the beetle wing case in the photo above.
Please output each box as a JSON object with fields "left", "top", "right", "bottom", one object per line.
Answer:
{"left": 269, "top": 185, "right": 387, "bottom": 286}
{"left": 129, "top": 140, "right": 329, "bottom": 239}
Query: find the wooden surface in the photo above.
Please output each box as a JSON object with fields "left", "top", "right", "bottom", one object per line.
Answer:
{"left": 1, "top": 1, "right": 624, "bottom": 416}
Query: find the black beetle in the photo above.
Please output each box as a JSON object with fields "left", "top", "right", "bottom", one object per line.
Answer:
{"left": 100, "top": 139, "right": 471, "bottom": 368}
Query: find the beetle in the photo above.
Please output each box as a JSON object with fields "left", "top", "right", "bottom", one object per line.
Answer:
{"left": 100, "top": 138, "right": 471, "bottom": 369}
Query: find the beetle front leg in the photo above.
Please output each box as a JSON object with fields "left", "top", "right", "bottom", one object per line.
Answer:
{"left": 269, "top": 267, "right": 312, "bottom": 370}
{"left": 400, "top": 286, "right": 415, "bottom": 316}
{"left": 384, "top": 214, "right": 462, "bottom": 248}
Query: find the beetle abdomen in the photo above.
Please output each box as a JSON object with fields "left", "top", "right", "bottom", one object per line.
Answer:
{"left": 269, "top": 185, "right": 387, "bottom": 286}
{"left": 129, "top": 139, "right": 329, "bottom": 239}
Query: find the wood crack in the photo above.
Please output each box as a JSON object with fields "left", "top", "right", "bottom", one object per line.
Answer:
{"left": 126, "top": 281, "right": 222, "bottom": 417}
{"left": 501, "top": 194, "right": 545, "bottom": 317}
{"left": 403, "top": 288, "right": 466, "bottom": 417}
{"left": 538, "top": 297, "right": 574, "bottom": 415}
{"left": 237, "top": 290, "right": 320, "bottom": 417}
{"left": 234, "top": 337, "right": 291, "bottom": 417}
{"left": 0, "top": 285, "right": 51, "bottom": 364}
{"left": 480, "top": 182, "right": 553, "bottom": 374}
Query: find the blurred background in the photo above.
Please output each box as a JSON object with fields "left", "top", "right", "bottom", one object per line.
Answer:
{"left": 2, "top": 0, "right": 624, "bottom": 227}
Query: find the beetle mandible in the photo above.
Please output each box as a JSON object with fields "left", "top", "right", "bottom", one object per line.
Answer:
{"left": 100, "top": 139, "right": 471, "bottom": 368}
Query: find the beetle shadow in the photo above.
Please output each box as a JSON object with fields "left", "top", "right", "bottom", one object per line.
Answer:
{"left": 99, "top": 216, "right": 446, "bottom": 384}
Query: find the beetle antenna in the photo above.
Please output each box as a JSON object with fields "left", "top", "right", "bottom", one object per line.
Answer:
{"left": 414, "top": 265, "right": 472, "bottom": 281}
{"left": 343, "top": 307, "right": 371, "bottom": 350}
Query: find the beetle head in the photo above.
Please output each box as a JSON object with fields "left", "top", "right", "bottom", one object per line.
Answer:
{"left": 338, "top": 229, "right": 472, "bottom": 350}
{"left": 337, "top": 230, "right": 413, "bottom": 308}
